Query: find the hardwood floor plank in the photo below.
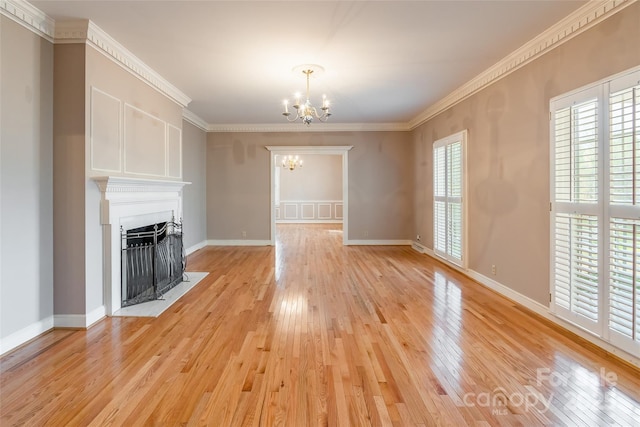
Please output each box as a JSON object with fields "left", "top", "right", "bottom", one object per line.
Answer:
{"left": 2, "top": 224, "right": 639, "bottom": 426}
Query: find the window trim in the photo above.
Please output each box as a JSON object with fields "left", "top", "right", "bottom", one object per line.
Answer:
{"left": 433, "top": 129, "right": 468, "bottom": 269}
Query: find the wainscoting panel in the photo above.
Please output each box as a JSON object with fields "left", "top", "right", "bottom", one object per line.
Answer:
{"left": 301, "top": 203, "right": 314, "bottom": 220}
{"left": 277, "top": 200, "right": 343, "bottom": 223}
{"left": 283, "top": 204, "right": 298, "bottom": 220}
{"left": 90, "top": 87, "right": 122, "bottom": 173}
{"left": 317, "top": 203, "right": 331, "bottom": 219}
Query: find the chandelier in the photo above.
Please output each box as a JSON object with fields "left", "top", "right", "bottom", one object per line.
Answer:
{"left": 282, "top": 155, "right": 303, "bottom": 171}
{"left": 282, "top": 64, "right": 332, "bottom": 125}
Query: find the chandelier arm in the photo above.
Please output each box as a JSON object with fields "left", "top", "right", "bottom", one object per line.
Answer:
{"left": 284, "top": 113, "right": 301, "bottom": 122}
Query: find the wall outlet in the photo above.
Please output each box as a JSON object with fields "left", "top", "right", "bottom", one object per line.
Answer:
{"left": 242, "top": 230, "right": 247, "bottom": 238}
{"left": 491, "top": 264, "right": 496, "bottom": 275}
{"left": 416, "top": 234, "right": 421, "bottom": 241}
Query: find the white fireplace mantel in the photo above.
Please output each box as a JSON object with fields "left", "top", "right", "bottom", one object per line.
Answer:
{"left": 92, "top": 176, "right": 191, "bottom": 315}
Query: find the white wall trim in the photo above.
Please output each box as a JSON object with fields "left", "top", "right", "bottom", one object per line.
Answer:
{"left": 90, "top": 86, "right": 123, "bottom": 174}
{"left": 346, "top": 239, "right": 412, "bottom": 246}
{"left": 186, "top": 240, "right": 207, "bottom": 255}
{"left": 408, "top": 0, "right": 635, "bottom": 130}
{"left": 276, "top": 219, "right": 343, "bottom": 224}
{"left": 208, "top": 122, "right": 409, "bottom": 133}
{"left": 0, "top": 0, "right": 55, "bottom": 42}
{"left": 0, "top": 316, "right": 54, "bottom": 356}
{"left": 54, "top": 305, "right": 105, "bottom": 329}
{"left": 86, "top": 305, "right": 106, "bottom": 327}
{"left": 183, "top": 109, "right": 209, "bottom": 131}
{"left": 206, "top": 240, "right": 272, "bottom": 246}
{"left": 166, "top": 123, "right": 183, "bottom": 179}
{"left": 412, "top": 243, "right": 640, "bottom": 369}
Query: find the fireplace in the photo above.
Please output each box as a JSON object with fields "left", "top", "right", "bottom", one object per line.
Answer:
{"left": 93, "top": 176, "right": 190, "bottom": 315}
{"left": 121, "top": 219, "right": 185, "bottom": 307}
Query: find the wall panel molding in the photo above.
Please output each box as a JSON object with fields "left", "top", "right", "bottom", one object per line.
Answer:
{"left": 167, "top": 124, "right": 182, "bottom": 179}
{"left": 124, "top": 103, "right": 167, "bottom": 178}
{"left": 90, "top": 87, "right": 122, "bottom": 173}
{"left": 277, "top": 200, "right": 343, "bottom": 223}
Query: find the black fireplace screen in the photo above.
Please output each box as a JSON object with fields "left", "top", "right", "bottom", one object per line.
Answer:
{"left": 121, "top": 220, "right": 185, "bottom": 307}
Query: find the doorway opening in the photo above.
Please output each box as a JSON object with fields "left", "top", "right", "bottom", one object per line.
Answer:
{"left": 266, "top": 146, "right": 353, "bottom": 246}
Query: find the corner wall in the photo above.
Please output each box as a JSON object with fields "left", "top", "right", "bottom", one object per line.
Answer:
{"left": 0, "top": 16, "right": 54, "bottom": 352}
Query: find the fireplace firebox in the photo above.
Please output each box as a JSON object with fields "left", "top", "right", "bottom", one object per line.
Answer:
{"left": 121, "top": 219, "right": 185, "bottom": 307}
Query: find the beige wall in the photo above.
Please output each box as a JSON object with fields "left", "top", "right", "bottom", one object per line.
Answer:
{"left": 53, "top": 43, "right": 87, "bottom": 315}
{"left": 1, "top": 16, "right": 54, "bottom": 341}
{"left": 207, "top": 131, "right": 413, "bottom": 241}
{"left": 279, "top": 154, "right": 342, "bottom": 201}
{"left": 412, "top": 2, "right": 640, "bottom": 305}
{"left": 182, "top": 120, "right": 207, "bottom": 250}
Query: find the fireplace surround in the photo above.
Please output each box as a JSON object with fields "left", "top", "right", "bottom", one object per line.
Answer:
{"left": 93, "top": 176, "right": 190, "bottom": 315}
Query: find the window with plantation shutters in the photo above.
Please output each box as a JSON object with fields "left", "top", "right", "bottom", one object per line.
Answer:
{"left": 551, "top": 66, "right": 640, "bottom": 356}
{"left": 608, "top": 75, "right": 640, "bottom": 354}
{"left": 551, "top": 92, "right": 601, "bottom": 333}
{"left": 433, "top": 130, "right": 466, "bottom": 267}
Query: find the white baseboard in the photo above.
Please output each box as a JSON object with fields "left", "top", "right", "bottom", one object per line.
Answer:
{"left": 54, "top": 305, "right": 106, "bottom": 329}
{"left": 411, "top": 242, "right": 640, "bottom": 369}
{"left": 0, "top": 316, "right": 54, "bottom": 356}
{"left": 185, "top": 240, "right": 207, "bottom": 255}
{"left": 276, "top": 220, "right": 343, "bottom": 224}
{"left": 86, "top": 305, "right": 106, "bottom": 327}
{"left": 206, "top": 239, "right": 272, "bottom": 246}
{"left": 346, "top": 239, "right": 412, "bottom": 246}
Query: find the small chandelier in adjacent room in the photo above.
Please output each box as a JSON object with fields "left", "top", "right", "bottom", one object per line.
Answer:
{"left": 282, "top": 155, "right": 303, "bottom": 171}
{"left": 282, "top": 64, "right": 332, "bottom": 126}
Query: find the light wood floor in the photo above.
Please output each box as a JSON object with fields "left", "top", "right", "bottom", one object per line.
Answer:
{"left": 1, "top": 224, "right": 639, "bottom": 426}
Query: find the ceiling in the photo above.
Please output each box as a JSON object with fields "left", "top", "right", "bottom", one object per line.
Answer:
{"left": 30, "top": 0, "right": 587, "bottom": 127}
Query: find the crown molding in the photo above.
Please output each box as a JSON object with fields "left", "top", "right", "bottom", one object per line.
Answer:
{"left": 0, "top": 0, "right": 55, "bottom": 41}
{"left": 206, "top": 122, "right": 410, "bottom": 133}
{"left": 53, "top": 19, "right": 192, "bottom": 108}
{"left": 182, "top": 109, "right": 209, "bottom": 132}
{"left": 408, "top": 0, "right": 636, "bottom": 130}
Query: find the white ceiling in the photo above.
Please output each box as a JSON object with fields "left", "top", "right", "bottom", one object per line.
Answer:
{"left": 30, "top": 0, "right": 586, "bottom": 127}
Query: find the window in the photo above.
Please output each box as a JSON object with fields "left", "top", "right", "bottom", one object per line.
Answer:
{"left": 434, "top": 130, "right": 467, "bottom": 267}
{"left": 551, "top": 67, "right": 640, "bottom": 356}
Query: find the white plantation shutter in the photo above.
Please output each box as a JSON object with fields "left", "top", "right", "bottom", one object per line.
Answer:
{"left": 433, "top": 131, "right": 466, "bottom": 267}
{"left": 608, "top": 79, "right": 640, "bottom": 354}
{"left": 551, "top": 66, "right": 640, "bottom": 356}
{"left": 551, "top": 92, "right": 602, "bottom": 332}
